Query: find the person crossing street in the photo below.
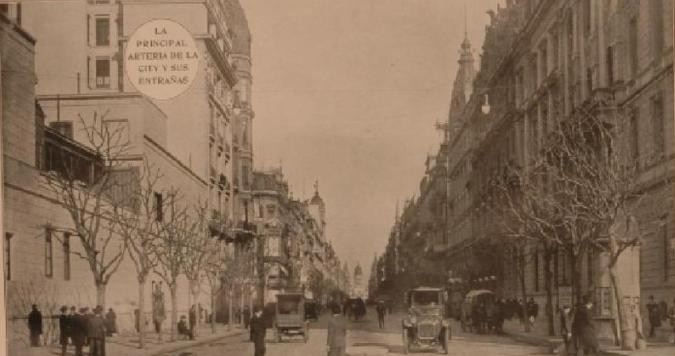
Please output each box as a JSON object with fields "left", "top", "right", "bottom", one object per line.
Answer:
{"left": 327, "top": 304, "right": 347, "bottom": 356}
{"left": 376, "top": 301, "right": 386, "bottom": 329}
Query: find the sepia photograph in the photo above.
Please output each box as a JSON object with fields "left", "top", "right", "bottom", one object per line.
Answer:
{"left": 0, "top": 0, "right": 673, "bottom": 355}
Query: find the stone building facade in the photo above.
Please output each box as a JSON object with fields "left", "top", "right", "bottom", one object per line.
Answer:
{"left": 378, "top": 0, "right": 674, "bottom": 337}
{"left": 1, "top": 0, "right": 256, "bottom": 349}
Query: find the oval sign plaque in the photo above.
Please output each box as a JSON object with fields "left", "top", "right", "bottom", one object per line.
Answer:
{"left": 125, "top": 19, "right": 200, "bottom": 100}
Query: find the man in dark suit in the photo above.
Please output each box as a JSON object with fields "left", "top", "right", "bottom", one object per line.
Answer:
{"left": 572, "top": 295, "right": 599, "bottom": 356}
{"left": 27, "top": 304, "right": 43, "bottom": 346}
{"left": 250, "top": 306, "right": 267, "bottom": 356}
{"left": 58, "top": 306, "right": 71, "bottom": 356}
{"left": 327, "top": 304, "right": 347, "bottom": 356}
{"left": 71, "top": 308, "right": 88, "bottom": 356}
{"left": 88, "top": 306, "right": 107, "bottom": 356}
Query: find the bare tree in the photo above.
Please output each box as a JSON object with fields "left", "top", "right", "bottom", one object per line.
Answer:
{"left": 111, "top": 159, "right": 164, "bottom": 348}
{"left": 182, "top": 202, "right": 220, "bottom": 337}
{"left": 154, "top": 192, "right": 192, "bottom": 342}
{"left": 493, "top": 107, "right": 667, "bottom": 349}
{"left": 41, "top": 111, "right": 129, "bottom": 307}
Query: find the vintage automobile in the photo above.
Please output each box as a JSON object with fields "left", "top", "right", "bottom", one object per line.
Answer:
{"left": 273, "top": 293, "right": 309, "bottom": 343}
{"left": 401, "top": 287, "right": 451, "bottom": 354}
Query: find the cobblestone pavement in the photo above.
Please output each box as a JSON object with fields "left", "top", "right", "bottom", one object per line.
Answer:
{"left": 161, "top": 307, "right": 548, "bottom": 356}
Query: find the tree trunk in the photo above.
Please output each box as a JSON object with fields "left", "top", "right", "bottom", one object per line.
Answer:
{"left": 543, "top": 247, "right": 555, "bottom": 336}
{"left": 96, "top": 282, "right": 106, "bottom": 308}
{"left": 211, "top": 288, "right": 216, "bottom": 334}
{"left": 240, "top": 283, "right": 245, "bottom": 326}
{"left": 170, "top": 286, "right": 177, "bottom": 342}
{"left": 228, "top": 288, "right": 233, "bottom": 331}
{"left": 570, "top": 249, "right": 582, "bottom": 306}
{"left": 609, "top": 262, "right": 635, "bottom": 350}
{"left": 138, "top": 277, "right": 146, "bottom": 349}
{"left": 519, "top": 246, "right": 530, "bottom": 332}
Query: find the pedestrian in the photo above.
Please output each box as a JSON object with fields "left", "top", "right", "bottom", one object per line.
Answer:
{"left": 327, "top": 304, "right": 347, "bottom": 356}
{"left": 133, "top": 308, "right": 140, "bottom": 333}
{"left": 250, "top": 306, "right": 267, "bottom": 356}
{"left": 177, "top": 316, "right": 191, "bottom": 340}
{"left": 668, "top": 298, "right": 675, "bottom": 344}
{"left": 58, "top": 305, "right": 70, "bottom": 356}
{"left": 527, "top": 297, "right": 539, "bottom": 329}
{"left": 27, "top": 304, "right": 43, "bottom": 347}
{"left": 243, "top": 305, "right": 251, "bottom": 330}
{"left": 84, "top": 307, "right": 93, "bottom": 347}
{"left": 494, "top": 299, "right": 505, "bottom": 333}
{"left": 71, "top": 308, "right": 88, "bottom": 356}
{"left": 558, "top": 305, "right": 574, "bottom": 356}
{"left": 646, "top": 295, "right": 661, "bottom": 338}
{"left": 376, "top": 301, "right": 386, "bottom": 329}
{"left": 188, "top": 304, "right": 197, "bottom": 340}
{"left": 104, "top": 308, "right": 116, "bottom": 337}
{"left": 88, "top": 305, "right": 106, "bottom": 356}
{"left": 572, "top": 295, "right": 599, "bottom": 356}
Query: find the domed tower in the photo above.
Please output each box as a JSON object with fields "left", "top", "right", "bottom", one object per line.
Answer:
{"left": 352, "top": 263, "right": 365, "bottom": 298}
{"left": 307, "top": 180, "right": 326, "bottom": 240}
{"left": 447, "top": 25, "right": 476, "bottom": 138}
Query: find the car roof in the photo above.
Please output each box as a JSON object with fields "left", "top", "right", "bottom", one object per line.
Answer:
{"left": 409, "top": 287, "right": 443, "bottom": 292}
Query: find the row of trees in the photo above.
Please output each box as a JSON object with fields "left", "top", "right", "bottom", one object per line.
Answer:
{"left": 41, "top": 112, "right": 251, "bottom": 347}
{"left": 490, "top": 107, "right": 663, "bottom": 349}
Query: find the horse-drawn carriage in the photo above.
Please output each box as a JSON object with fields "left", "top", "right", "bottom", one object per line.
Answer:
{"left": 273, "top": 293, "right": 309, "bottom": 343}
{"left": 460, "top": 289, "right": 495, "bottom": 333}
{"left": 344, "top": 297, "right": 367, "bottom": 321}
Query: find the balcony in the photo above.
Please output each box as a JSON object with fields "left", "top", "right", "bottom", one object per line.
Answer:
{"left": 208, "top": 210, "right": 232, "bottom": 241}
{"left": 233, "top": 221, "right": 257, "bottom": 244}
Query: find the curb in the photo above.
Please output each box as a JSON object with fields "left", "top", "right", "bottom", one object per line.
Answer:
{"left": 504, "top": 331, "right": 629, "bottom": 356}
{"left": 147, "top": 329, "right": 244, "bottom": 356}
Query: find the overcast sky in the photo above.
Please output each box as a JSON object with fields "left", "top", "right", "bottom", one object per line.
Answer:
{"left": 241, "top": 0, "right": 503, "bottom": 280}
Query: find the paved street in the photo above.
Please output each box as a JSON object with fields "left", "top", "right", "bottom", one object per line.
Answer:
{"left": 161, "top": 307, "right": 548, "bottom": 356}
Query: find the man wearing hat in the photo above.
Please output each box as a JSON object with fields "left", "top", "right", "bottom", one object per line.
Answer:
{"left": 58, "top": 306, "right": 71, "bottom": 356}
{"left": 572, "top": 295, "right": 599, "bottom": 356}
{"left": 250, "top": 305, "right": 267, "bottom": 356}
{"left": 327, "top": 304, "right": 347, "bottom": 356}
{"left": 88, "top": 305, "right": 107, "bottom": 356}
{"left": 70, "top": 308, "right": 88, "bottom": 356}
{"left": 27, "top": 304, "right": 43, "bottom": 346}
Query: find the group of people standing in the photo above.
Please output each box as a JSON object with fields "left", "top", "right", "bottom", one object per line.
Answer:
{"left": 27, "top": 304, "right": 117, "bottom": 356}
{"left": 646, "top": 295, "right": 675, "bottom": 342}
{"left": 461, "top": 296, "right": 540, "bottom": 334}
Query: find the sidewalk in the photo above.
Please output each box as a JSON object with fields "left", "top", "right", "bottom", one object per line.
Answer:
{"left": 501, "top": 319, "right": 675, "bottom": 356}
{"left": 11, "top": 323, "right": 244, "bottom": 356}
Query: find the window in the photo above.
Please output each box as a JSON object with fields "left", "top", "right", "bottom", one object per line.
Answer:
{"left": 606, "top": 46, "right": 614, "bottom": 86}
{"left": 587, "top": 248, "right": 594, "bottom": 287}
{"left": 5, "top": 233, "right": 12, "bottom": 281}
{"left": 629, "top": 17, "right": 638, "bottom": 77}
{"left": 45, "top": 229, "right": 53, "bottom": 278}
{"left": 266, "top": 236, "right": 280, "bottom": 257}
{"left": 629, "top": 107, "right": 640, "bottom": 166}
{"left": 663, "top": 225, "right": 669, "bottom": 281}
{"left": 533, "top": 247, "right": 540, "bottom": 291}
{"left": 63, "top": 233, "right": 71, "bottom": 281}
{"left": 586, "top": 68, "right": 593, "bottom": 95}
{"left": 651, "top": 0, "right": 664, "bottom": 58}
{"left": 258, "top": 203, "right": 264, "bottom": 218}
{"left": 154, "top": 192, "right": 163, "bottom": 222}
{"left": 651, "top": 94, "right": 665, "bottom": 155}
{"left": 95, "top": 59, "right": 110, "bottom": 88}
{"left": 95, "top": 16, "right": 110, "bottom": 46}
{"left": 583, "top": 0, "right": 591, "bottom": 34}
